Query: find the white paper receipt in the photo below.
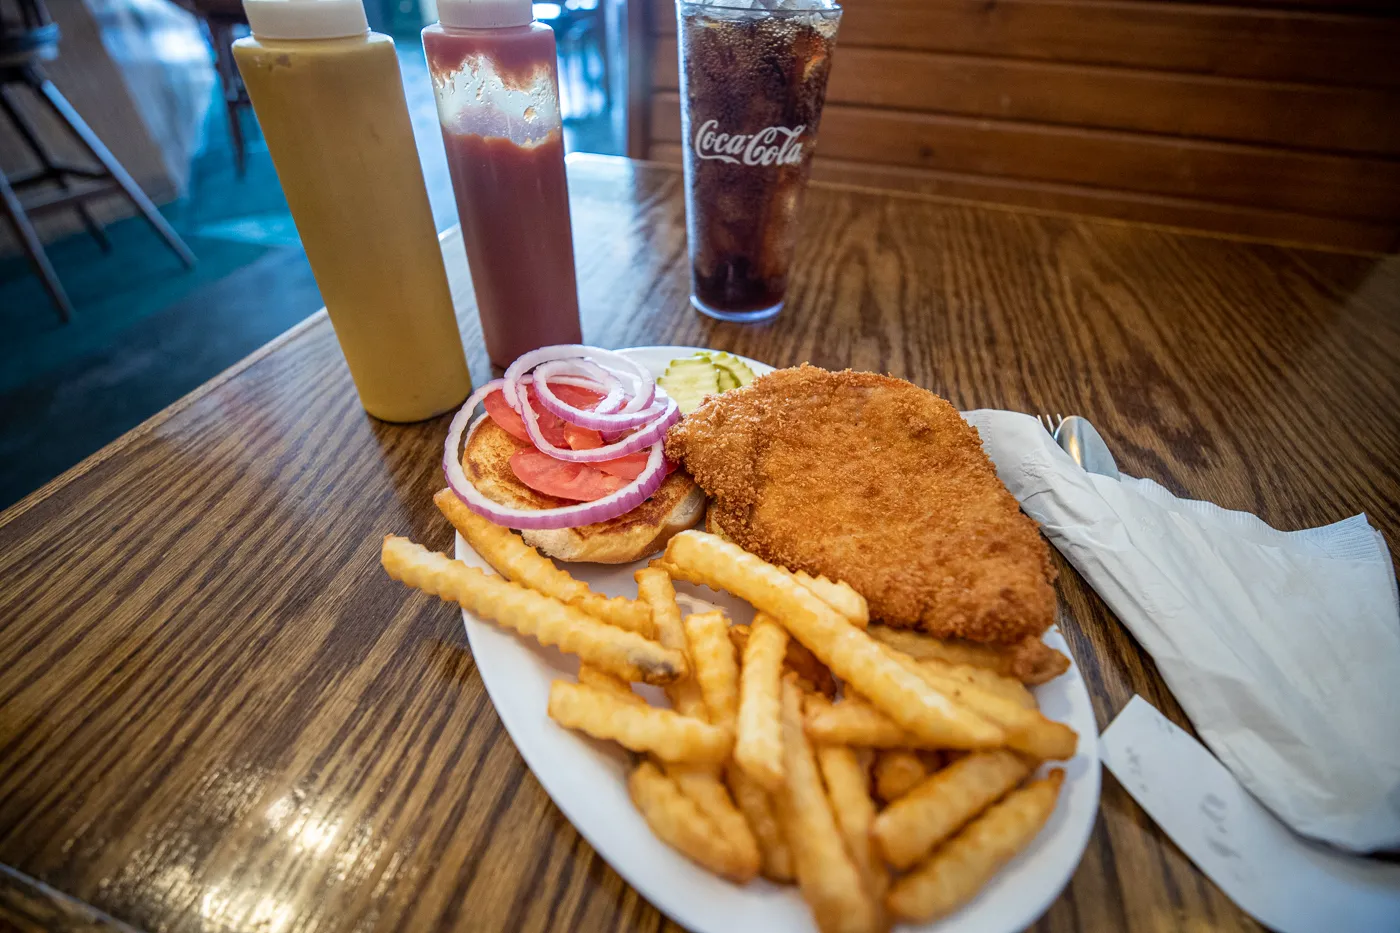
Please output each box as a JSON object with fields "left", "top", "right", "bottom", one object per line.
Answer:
{"left": 1099, "top": 696, "right": 1400, "bottom": 933}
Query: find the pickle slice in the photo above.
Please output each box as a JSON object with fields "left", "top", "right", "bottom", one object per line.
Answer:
{"left": 659, "top": 358, "right": 721, "bottom": 415}
{"left": 700, "top": 350, "right": 758, "bottom": 388}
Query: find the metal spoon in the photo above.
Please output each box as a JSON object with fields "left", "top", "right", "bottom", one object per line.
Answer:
{"left": 1056, "top": 416, "right": 1121, "bottom": 480}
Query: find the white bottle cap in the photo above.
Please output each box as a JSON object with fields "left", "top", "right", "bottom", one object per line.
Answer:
{"left": 437, "top": 0, "right": 534, "bottom": 28}
{"left": 243, "top": 0, "right": 370, "bottom": 39}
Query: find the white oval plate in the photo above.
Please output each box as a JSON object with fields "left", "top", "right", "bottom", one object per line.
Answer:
{"left": 453, "top": 346, "right": 1101, "bottom": 933}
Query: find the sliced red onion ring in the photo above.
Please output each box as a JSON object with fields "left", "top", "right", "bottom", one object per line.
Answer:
{"left": 535, "top": 358, "right": 628, "bottom": 414}
{"left": 442, "top": 346, "right": 683, "bottom": 529}
{"left": 503, "top": 345, "right": 654, "bottom": 415}
{"left": 534, "top": 360, "right": 665, "bottom": 430}
{"left": 444, "top": 412, "right": 669, "bottom": 530}
{"left": 519, "top": 394, "right": 679, "bottom": 463}
{"left": 616, "top": 370, "right": 657, "bottom": 415}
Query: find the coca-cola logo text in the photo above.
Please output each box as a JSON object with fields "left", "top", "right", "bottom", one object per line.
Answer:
{"left": 692, "top": 119, "right": 806, "bottom": 166}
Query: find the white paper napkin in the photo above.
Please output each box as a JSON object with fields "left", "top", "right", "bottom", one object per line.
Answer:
{"left": 963, "top": 410, "right": 1400, "bottom": 853}
{"left": 1100, "top": 696, "right": 1400, "bottom": 932}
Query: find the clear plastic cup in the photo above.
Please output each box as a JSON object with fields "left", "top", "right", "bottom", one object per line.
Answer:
{"left": 676, "top": 0, "right": 842, "bottom": 323}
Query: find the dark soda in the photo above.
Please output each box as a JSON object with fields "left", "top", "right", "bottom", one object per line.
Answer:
{"left": 678, "top": 1, "right": 841, "bottom": 322}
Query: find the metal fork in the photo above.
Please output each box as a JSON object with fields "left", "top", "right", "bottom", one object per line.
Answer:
{"left": 1037, "top": 413, "right": 1064, "bottom": 437}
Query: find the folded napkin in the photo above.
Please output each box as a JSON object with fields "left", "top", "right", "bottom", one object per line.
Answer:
{"left": 964, "top": 410, "right": 1400, "bottom": 853}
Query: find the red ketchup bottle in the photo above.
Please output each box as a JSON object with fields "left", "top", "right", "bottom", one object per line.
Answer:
{"left": 424, "top": 0, "right": 583, "bottom": 370}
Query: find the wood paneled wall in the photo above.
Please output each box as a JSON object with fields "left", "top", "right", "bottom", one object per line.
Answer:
{"left": 632, "top": 0, "right": 1400, "bottom": 252}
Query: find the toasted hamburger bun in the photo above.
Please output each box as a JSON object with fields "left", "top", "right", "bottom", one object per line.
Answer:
{"left": 462, "top": 418, "right": 705, "bottom": 563}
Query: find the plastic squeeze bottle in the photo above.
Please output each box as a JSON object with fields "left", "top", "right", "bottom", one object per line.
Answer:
{"left": 423, "top": 0, "right": 583, "bottom": 370}
{"left": 234, "top": 0, "right": 471, "bottom": 423}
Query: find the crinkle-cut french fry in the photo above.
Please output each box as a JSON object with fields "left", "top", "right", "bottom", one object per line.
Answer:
{"left": 654, "top": 556, "right": 701, "bottom": 586}
{"left": 867, "top": 626, "right": 1070, "bottom": 687}
{"left": 872, "top": 749, "right": 1032, "bottom": 869}
{"left": 735, "top": 614, "right": 788, "bottom": 790}
{"left": 887, "top": 770, "right": 1064, "bottom": 923}
{"left": 578, "top": 664, "right": 644, "bottom": 705}
{"left": 818, "top": 652, "right": 1073, "bottom": 762}
{"left": 548, "top": 681, "right": 731, "bottom": 764}
{"left": 629, "top": 761, "right": 753, "bottom": 881}
{"left": 815, "top": 744, "right": 887, "bottom": 908}
{"left": 777, "top": 679, "right": 881, "bottom": 933}
{"left": 873, "top": 749, "right": 928, "bottom": 803}
{"left": 726, "top": 764, "right": 793, "bottom": 882}
{"left": 382, "top": 536, "right": 683, "bottom": 684}
{"left": 664, "top": 532, "right": 1003, "bottom": 749}
{"left": 792, "top": 570, "right": 869, "bottom": 628}
{"left": 730, "top": 622, "right": 837, "bottom": 699}
{"left": 433, "top": 489, "right": 653, "bottom": 637}
{"left": 923, "top": 659, "right": 1037, "bottom": 709}
{"left": 636, "top": 567, "right": 708, "bottom": 719}
{"left": 571, "top": 592, "right": 654, "bottom": 638}
{"left": 886, "top": 648, "right": 1077, "bottom": 760}
{"left": 806, "top": 694, "right": 917, "bottom": 749}
{"left": 684, "top": 610, "right": 740, "bottom": 732}
{"left": 666, "top": 764, "right": 761, "bottom": 882}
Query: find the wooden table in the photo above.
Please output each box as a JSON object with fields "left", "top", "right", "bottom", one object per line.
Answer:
{"left": 2, "top": 154, "right": 1397, "bottom": 933}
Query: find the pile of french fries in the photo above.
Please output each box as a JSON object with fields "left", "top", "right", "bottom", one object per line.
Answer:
{"left": 382, "top": 490, "right": 1077, "bottom": 933}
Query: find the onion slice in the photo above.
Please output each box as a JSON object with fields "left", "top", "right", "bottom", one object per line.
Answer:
{"left": 533, "top": 360, "right": 665, "bottom": 430}
{"left": 534, "top": 358, "right": 627, "bottom": 415}
{"left": 503, "top": 345, "right": 653, "bottom": 415}
{"left": 444, "top": 412, "right": 669, "bottom": 530}
{"left": 443, "top": 345, "right": 684, "bottom": 529}
{"left": 519, "top": 394, "right": 679, "bottom": 463}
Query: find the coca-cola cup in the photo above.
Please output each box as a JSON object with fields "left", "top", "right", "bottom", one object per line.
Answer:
{"left": 677, "top": 0, "right": 841, "bottom": 323}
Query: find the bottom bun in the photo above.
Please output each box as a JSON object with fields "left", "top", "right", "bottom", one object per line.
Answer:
{"left": 522, "top": 482, "right": 705, "bottom": 564}
{"left": 463, "top": 418, "right": 706, "bottom": 564}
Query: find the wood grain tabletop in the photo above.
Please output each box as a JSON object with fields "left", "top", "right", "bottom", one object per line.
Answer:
{"left": 2, "top": 154, "right": 1397, "bottom": 933}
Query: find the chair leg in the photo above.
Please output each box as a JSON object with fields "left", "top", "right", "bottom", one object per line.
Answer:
{"left": 209, "top": 21, "right": 247, "bottom": 177}
{"left": 29, "top": 65, "right": 196, "bottom": 268}
{"left": 225, "top": 95, "right": 246, "bottom": 177}
{"left": 0, "top": 166, "right": 73, "bottom": 323}
{"left": 0, "top": 84, "right": 110, "bottom": 252}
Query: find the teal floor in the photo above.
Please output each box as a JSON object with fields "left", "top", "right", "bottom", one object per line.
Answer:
{"left": 0, "top": 37, "right": 616, "bottom": 510}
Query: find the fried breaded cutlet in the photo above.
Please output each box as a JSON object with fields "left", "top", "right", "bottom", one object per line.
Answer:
{"left": 664, "top": 365, "right": 1056, "bottom": 644}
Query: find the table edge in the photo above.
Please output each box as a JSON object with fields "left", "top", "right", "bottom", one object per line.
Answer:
{"left": 0, "top": 308, "right": 331, "bottom": 532}
{"left": 0, "top": 861, "right": 148, "bottom": 933}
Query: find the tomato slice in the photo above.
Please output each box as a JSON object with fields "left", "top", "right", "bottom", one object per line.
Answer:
{"left": 529, "top": 389, "right": 571, "bottom": 448}
{"left": 564, "top": 423, "right": 604, "bottom": 450}
{"left": 550, "top": 383, "right": 604, "bottom": 410}
{"left": 551, "top": 384, "right": 607, "bottom": 450}
{"left": 510, "top": 448, "right": 629, "bottom": 502}
{"left": 485, "top": 383, "right": 607, "bottom": 451}
{"left": 483, "top": 390, "right": 530, "bottom": 443}
{"left": 593, "top": 451, "right": 650, "bottom": 480}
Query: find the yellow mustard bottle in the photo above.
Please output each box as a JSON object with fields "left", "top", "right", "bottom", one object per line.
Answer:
{"left": 234, "top": 0, "right": 470, "bottom": 423}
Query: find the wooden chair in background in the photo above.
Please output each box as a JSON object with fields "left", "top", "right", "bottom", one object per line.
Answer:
{"left": 628, "top": 0, "right": 1400, "bottom": 254}
{"left": 0, "top": 0, "right": 195, "bottom": 322}
{"left": 171, "top": 0, "right": 252, "bottom": 177}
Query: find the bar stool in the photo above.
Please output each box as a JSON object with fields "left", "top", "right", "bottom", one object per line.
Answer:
{"left": 0, "top": 0, "right": 196, "bottom": 323}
